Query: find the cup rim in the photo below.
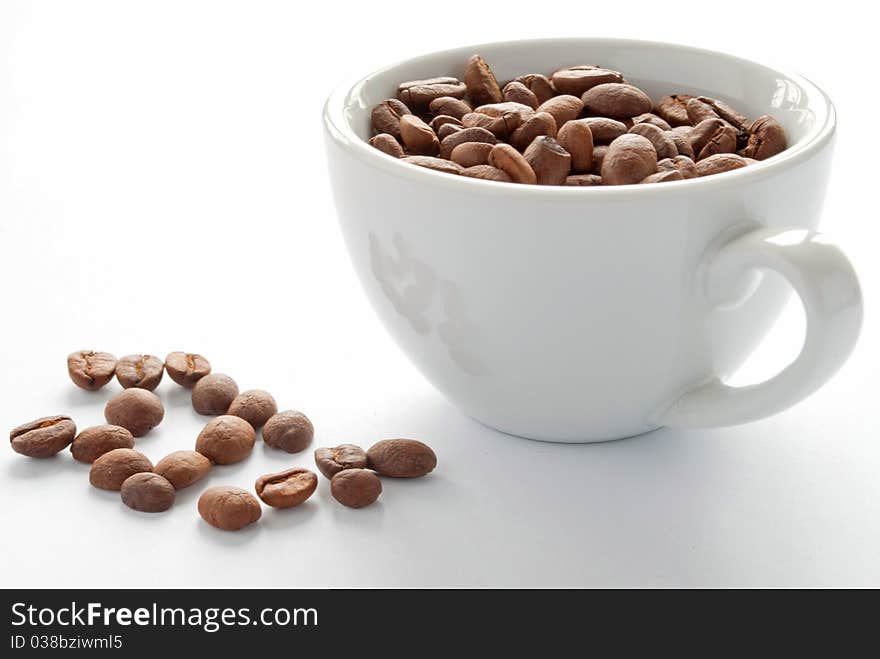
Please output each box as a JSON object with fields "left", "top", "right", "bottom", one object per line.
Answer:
{"left": 323, "top": 37, "right": 836, "bottom": 197}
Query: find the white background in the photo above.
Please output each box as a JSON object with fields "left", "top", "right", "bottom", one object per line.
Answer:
{"left": 1, "top": 0, "right": 877, "bottom": 587}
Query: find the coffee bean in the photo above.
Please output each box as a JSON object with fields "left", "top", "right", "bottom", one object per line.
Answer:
{"left": 10, "top": 415, "right": 76, "bottom": 458}
{"left": 399, "top": 115, "right": 440, "bottom": 156}
{"left": 524, "top": 136, "right": 571, "bottom": 185}
{"left": 741, "top": 115, "right": 787, "bottom": 160}
{"left": 255, "top": 467, "right": 318, "bottom": 508}
{"left": 439, "top": 126, "right": 497, "bottom": 159}
{"left": 195, "top": 415, "right": 255, "bottom": 465}
{"left": 488, "top": 143, "right": 537, "bottom": 184}
{"left": 461, "top": 111, "right": 521, "bottom": 138}
{"left": 191, "top": 373, "right": 239, "bottom": 416}
{"left": 551, "top": 66, "right": 624, "bottom": 96}
{"left": 198, "top": 486, "right": 262, "bottom": 531}
{"left": 153, "top": 450, "right": 212, "bottom": 489}
{"left": 601, "top": 134, "right": 658, "bottom": 185}
{"left": 581, "top": 117, "right": 627, "bottom": 144}
{"left": 696, "top": 153, "right": 750, "bottom": 177}
{"left": 227, "top": 389, "right": 277, "bottom": 429}
{"left": 640, "top": 169, "right": 684, "bottom": 184}
{"left": 631, "top": 112, "right": 672, "bottom": 131}
{"left": 366, "top": 438, "right": 437, "bottom": 478}
{"left": 502, "top": 81, "right": 539, "bottom": 109}
{"left": 398, "top": 77, "right": 466, "bottom": 109}
{"left": 436, "top": 123, "right": 464, "bottom": 141}
{"left": 429, "top": 115, "right": 462, "bottom": 132}
{"left": 121, "top": 473, "right": 175, "bottom": 513}
{"left": 557, "top": 120, "right": 594, "bottom": 173}
{"left": 474, "top": 101, "right": 535, "bottom": 122}
{"left": 657, "top": 155, "right": 698, "bottom": 179}
{"left": 462, "top": 164, "right": 513, "bottom": 182}
{"left": 668, "top": 129, "right": 695, "bottom": 159}
{"left": 369, "top": 134, "right": 404, "bottom": 158}
{"left": 428, "top": 96, "right": 471, "bottom": 120}
{"left": 262, "top": 410, "right": 314, "bottom": 454}
{"left": 697, "top": 96, "right": 749, "bottom": 129}
{"left": 314, "top": 444, "right": 369, "bottom": 479}
{"left": 70, "top": 424, "right": 134, "bottom": 463}
{"left": 565, "top": 174, "right": 603, "bottom": 186}
{"left": 115, "top": 354, "right": 164, "bottom": 391}
{"left": 402, "top": 155, "right": 464, "bottom": 175}
{"left": 165, "top": 352, "right": 211, "bottom": 388}
{"left": 686, "top": 97, "right": 720, "bottom": 125}
{"left": 582, "top": 83, "right": 652, "bottom": 119}
{"left": 514, "top": 74, "right": 554, "bottom": 104}
{"left": 89, "top": 448, "right": 153, "bottom": 490}
{"left": 371, "top": 99, "right": 412, "bottom": 140}
{"left": 464, "top": 54, "right": 503, "bottom": 106}
{"left": 535, "top": 94, "right": 584, "bottom": 128}
{"left": 591, "top": 145, "right": 608, "bottom": 175}
{"left": 450, "top": 141, "right": 494, "bottom": 167}
{"left": 690, "top": 118, "right": 734, "bottom": 160}
{"left": 330, "top": 469, "right": 382, "bottom": 508}
{"left": 67, "top": 351, "right": 117, "bottom": 391}
{"left": 628, "top": 123, "right": 678, "bottom": 160}
{"left": 510, "top": 112, "right": 557, "bottom": 151}
{"left": 104, "top": 388, "right": 164, "bottom": 437}
{"left": 654, "top": 94, "right": 694, "bottom": 127}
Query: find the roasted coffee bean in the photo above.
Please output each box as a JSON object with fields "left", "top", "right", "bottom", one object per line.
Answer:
{"left": 398, "top": 77, "right": 466, "bottom": 108}
{"left": 314, "top": 444, "right": 369, "bottom": 479}
{"left": 463, "top": 164, "right": 513, "bottom": 182}
{"left": 429, "top": 114, "right": 462, "bottom": 132}
{"left": 89, "top": 448, "right": 153, "bottom": 491}
{"left": 601, "top": 134, "right": 658, "bottom": 185}
{"left": 399, "top": 115, "right": 440, "bottom": 155}
{"left": 198, "top": 486, "right": 262, "bottom": 531}
{"left": 565, "top": 174, "right": 603, "bottom": 186}
{"left": 697, "top": 96, "right": 749, "bottom": 129}
{"left": 195, "top": 415, "right": 255, "bottom": 465}
{"left": 367, "top": 438, "right": 437, "bottom": 478}
{"left": 402, "top": 155, "right": 464, "bottom": 175}
{"left": 370, "top": 99, "right": 411, "bottom": 140}
{"left": 436, "top": 123, "right": 464, "bottom": 140}
{"left": 510, "top": 112, "right": 557, "bottom": 151}
{"left": 502, "top": 81, "right": 539, "bottom": 109}
{"left": 67, "top": 351, "right": 117, "bottom": 391}
{"left": 582, "top": 83, "right": 652, "bottom": 119}
{"left": 461, "top": 111, "right": 521, "bottom": 138}
{"left": 191, "top": 373, "right": 239, "bottom": 416}
{"left": 428, "top": 96, "right": 472, "bottom": 120}
{"left": 227, "top": 389, "right": 277, "bottom": 429}
{"left": 464, "top": 54, "right": 503, "bottom": 106}
{"left": 640, "top": 169, "right": 684, "bottom": 184}
{"left": 657, "top": 155, "right": 698, "bottom": 179}
{"left": 654, "top": 94, "right": 694, "bottom": 127}
{"left": 450, "top": 141, "right": 494, "bottom": 167}
{"left": 10, "top": 415, "right": 76, "bottom": 458}
{"left": 165, "top": 352, "right": 211, "bottom": 388}
{"left": 581, "top": 117, "right": 628, "bottom": 144}
{"left": 741, "top": 115, "right": 787, "bottom": 160}
{"left": 557, "top": 120, "right": 594, "bottom": 173}
{"left": 330, "top": 469, "right": 382, "bottom": 508}
{"left": 514, "top": 74, "right": 554, "bottom": 104}
{"left": 686, "top": 97, "right": 720, "bottom": 125}
{"left": 591, "top": 144, "right": 608, "bottom": 174}
{"left": 369, "top": 133, "right": 405, "bottom": 158}
{"left": 439, "top": 126, "right": 497, "bottom": 159}
{"left": 628, "top": 123, "right": 678, "bottom": 160}
{"left": 255, "top": 468, "right": 318, "bottom": 508}
{"left": 489, "top": 143, "right": 537, "bottom": 184}
{"left": 153, "top": 450, "right": 211, "bottom": 489}
{"left": 668, "top": 129, "right": 695, "bottom": 159}
{"left": 524, "top": 136, "right": 571, "bottom": 185}
{"left": 474, "top": 101, "right": 535, "bottom": 122}
{"left": 262, "top": 410, "right": 314, "bottom": 454}
{"left": 115, "top": 354, "right": 164, "bottom": 391}
{"left": 70, "top": 424, "right": 134, "bottom": 463}
{"left": 551, "top": 66, "right": 624, "bottom": 96}
{"left": 690, "top": 118, "right": 735, "bottom": 160}
{"left": 696, "top": 153, "right": 750, "bottom": 176}
{"left": 535, "top": 95, "right": 584, "bottom": 128}
{"left": 104, "top": 388, "right": 164, "bottom": 437}
{"left": 631, "top": 113, "right": 672, "bottom": 131}
{"left": 121, "top": 473, "right": 175, "bottom": 513}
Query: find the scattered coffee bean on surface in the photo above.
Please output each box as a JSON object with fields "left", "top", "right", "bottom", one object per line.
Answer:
{"left": 254, "top": 468, "right": 318, "bottom": 508}
{"left": 195, "top": 415, "right": 255, "bottom": 465}
{"left": 121, "top": 473, "right": 176, "bottom": 513}
{"left": 262, "top": 410, "right": 314, "bottom": 454}
{"left": 330, "top": 469, "right": 382, "bottom": 509}
{"left": 198, "top": 486, "right": 262, "bottom": 531}
{"left": 191, "top": 373, "right": 239, "bottom": 416}
{"left": 70, "top": 425, "right": 134, "bottom": 463}
{"left": 227, "top": 389, "right": 277, "bottom": 429}
{"left": 115, "top": 354, "right": 164, "bottom": 391}
{"left": 67, "top": 351, "right": 117, "bottom": 390}
{"left": 164, "top": 352, "right": 211, "bottom": 388}
{"left": 10, "top": 415, "right": 76, "bottom": 458}
{"left": 367, "top": 439, "right": 437, "bottom": 478}
{"left": 314, "top": 444, "right": 369, "bottom": 479}
{"left": 89, "top": 448, "right": 153, "bottom": 491}
{"left": 104, "top": 388, "right": 165, "bottom": 437}
{"left": 153, "top": 450, "right": 212, "bottom": 489}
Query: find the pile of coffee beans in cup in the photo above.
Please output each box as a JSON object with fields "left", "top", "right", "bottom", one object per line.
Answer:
{"left": 9, "top": 350, "right": 437, "bottom": 531}
{"left": 368, "top": 54, "right": 787, "bottom": 186}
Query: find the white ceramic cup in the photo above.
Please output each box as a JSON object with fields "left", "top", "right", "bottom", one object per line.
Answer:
{"left": 323, "top": 38, "right": 863, "bottom": 442}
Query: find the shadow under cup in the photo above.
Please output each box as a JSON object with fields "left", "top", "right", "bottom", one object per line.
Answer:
{"left": 323, "top": 39, "right": 841, "bottom": 442}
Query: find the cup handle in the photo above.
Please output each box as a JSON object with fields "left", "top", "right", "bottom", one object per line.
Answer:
{"left": 657, "top": 226, "right": 863, "bottom": 428}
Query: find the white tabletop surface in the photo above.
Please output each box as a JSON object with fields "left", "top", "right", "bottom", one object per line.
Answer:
{"left": 1, "top": 1, "right": 877, "bottom": 587}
